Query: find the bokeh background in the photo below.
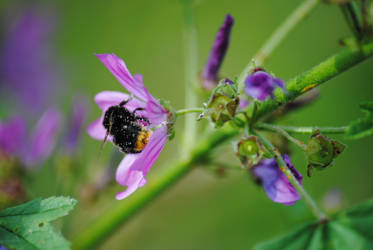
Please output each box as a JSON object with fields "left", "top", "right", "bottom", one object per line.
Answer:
{"left": 1, "top": 0, "right": 373, "bottom": 249}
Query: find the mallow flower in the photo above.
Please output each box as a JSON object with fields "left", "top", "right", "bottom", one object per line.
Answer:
{"left": 201, "top": 14, "right": 234, "bottom": 90}
{"left": 87, "top": 54, "right": 168, "bottom": 200}
{"left": 245, "top": 70, "right": 285, "bottom": 101}
{"left": 0, "top": 109, "right": 61, "bottom": 168}
{"left": 251, "top": 154, "right": 302, "bottom": 205}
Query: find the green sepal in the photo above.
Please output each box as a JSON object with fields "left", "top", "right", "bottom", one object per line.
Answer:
{"left": 159, "top": 99, "right": 176, "bottom": 140}
{"left": 306, "top": 130, "right": 346, "bottom": 177}
{"left": 234, "top": 136, "right": 267, "bottom": 168}
{"left": 204, "top": 79, "right": 240, "bottom": 128}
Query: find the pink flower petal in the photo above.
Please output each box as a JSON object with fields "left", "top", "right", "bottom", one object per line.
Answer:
{"left": 94, "top": 91, "right": 145, "bottom": 111}
{"left": 115, "top": 126, "right": 167, "bottom": 200}
{"left": 87, "top": 117, "right": 108, "bottom": 141}
{"left": 96, "top": 53, "right": 150, "bottom": 102}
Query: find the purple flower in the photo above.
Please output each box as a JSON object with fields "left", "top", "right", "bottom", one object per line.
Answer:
{"left": 251, "top": 154, "right": 302, "bottom": 205}
{"left": 201, "top": 14, "right": 234, "bottom": 90}
{"left": 64, "top": 98, "right": 88, "bottom": 155}
{"left": 0, "top": 117, "right": 26, "bottom": 156}
{"left": 87, "top": 54, "right": 168, "bottom": 200}
{"left": 238, "top": 99, "right": 249, "bottom": 110}
{"left": 0, "top": 6, "right": 59, "bottom": 113}
{"left": 0, "top": 109, "right": 61, "bottom": 168}
{"left": 22, "top": 109, "right": 61, "bottom": 168}
{"left": 245, "top": 70, "right": 285, "bottom": 101}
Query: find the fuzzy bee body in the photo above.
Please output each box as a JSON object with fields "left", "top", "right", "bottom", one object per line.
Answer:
{"left": 103, "top": 101, "right": 152, "bottom": 154}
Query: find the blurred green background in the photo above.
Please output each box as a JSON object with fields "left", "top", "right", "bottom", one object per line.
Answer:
{"left": 3, "top": 0, "right": 373, "bottom": 249}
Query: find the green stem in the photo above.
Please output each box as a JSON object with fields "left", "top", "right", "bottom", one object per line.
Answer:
{"left": 175, "top": 108, "right": 204, "bottom": 116}
{"left": 248, "top": 40, "right": 373, "bottom": 120}
{"left": 238, "top": 0, "right": 319, "bottom": 88}
{"left": 74, "top": 26, "right": 373, "bottom": 250}
{"left": 256, "top": 123, "right": 307, "bottom": 150}
{"left": 183, "top": 2, "right": 199, "bottom": 154}
{"left": 72, "top": 126, "right": 239, "bottom": 250}
{"left": 258, "top": 123, "right": 347, "bottom": 134}
{"left": 255, "top": 132, "right": 328, "bottom": 221}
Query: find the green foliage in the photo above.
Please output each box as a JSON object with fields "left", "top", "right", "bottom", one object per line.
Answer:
{"left": 346, "top": 101, "right": 373, "bottom": 139}
{"left": 254, "top": 199, "right": 373, "bottom": 250}
{"left": 0, "top": 196, "right": 77, "bottom": 250}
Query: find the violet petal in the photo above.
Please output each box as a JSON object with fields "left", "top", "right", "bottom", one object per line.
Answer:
{"left": 115, "top": 126, "right": 167, "bottom": 200}
{"left": 22, "top": 109, "right": 61, "bottom": 168}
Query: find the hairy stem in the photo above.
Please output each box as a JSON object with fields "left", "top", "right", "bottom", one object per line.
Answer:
{"left": 248, "top": 41, "right": 373, "bottom": 120}
{"left": 256, "top": 123, "right": 307, "bottom": 150}
{"left": 73, "top": 126, "right": 239, "bottom": 250}
{"left": 238, "top": 0, "right": 319, "bottom": 88}
{"left": 182, "top": 2, "right": 199, "bottom": 154}
{"left": 258, "top": 123, "right": 347, "bottom": 134}
{"left": 176, "top": 108, "right": 204, "bottom": 116}
{"left": 255, "top": 132, "right": 328, "bottom": 221}
{"left": 73, "top": 27, "right": 373, "bottom": 250}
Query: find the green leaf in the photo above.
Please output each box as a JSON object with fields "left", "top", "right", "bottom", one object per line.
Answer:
{"left": 0, "top": 196, "right": 77, "bottom": 250}
{"left": 345, "top": 101, "right": 373, "bottom": 139}
{"left": 254, "top": 199, "right": 373, "bottom": 250}
{"left": 254, "top": 223, "right": 316, "bottom": 250}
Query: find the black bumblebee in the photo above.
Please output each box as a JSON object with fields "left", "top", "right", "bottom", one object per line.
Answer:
{"left": 102, "top": 99, "right": 152, "bottom": 154}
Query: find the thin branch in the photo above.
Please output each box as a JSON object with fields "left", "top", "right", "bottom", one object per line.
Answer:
{"left": 258, "top": 123, "right": 347, "bottom": 134}
{"left": 182, "top": 3, "right": 199, "bottom": 154}
{"left": 238, "top": 0, "right": 319, "bottom": 88}
{"left": 256, "top": 123, "right": 307, "bottom": 150}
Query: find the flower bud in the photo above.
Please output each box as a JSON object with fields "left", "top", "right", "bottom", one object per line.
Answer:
{"left": 206, "top": 79, "right": 239, "bottom": 127}
{"left": 306, "top": 130, "right": 346, "bottom": 177}
{"left": 235, "top": 136, "right": 267, "bottom": 167}
{"left": 201, "top": 14, "right": 234, "bottom": 90}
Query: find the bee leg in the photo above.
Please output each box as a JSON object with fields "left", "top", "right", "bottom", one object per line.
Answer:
{"left": 119, "top": 95, "right": 134, "bottom": 107}
{"left": 135, "top": 116, "right": 151, "bottom": 125}
{"left": 133, "top": 107, "right": 145, "bottom": 114}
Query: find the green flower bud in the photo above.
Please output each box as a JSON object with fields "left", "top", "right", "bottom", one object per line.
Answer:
{"left": 206, "top": 79, "right": 240, "bottom": 128}
{"left": 235, "top": 136, "right": 267, "bottom": 168}
{"left": 306, "top": 130, "right": 346, "bottom": 177}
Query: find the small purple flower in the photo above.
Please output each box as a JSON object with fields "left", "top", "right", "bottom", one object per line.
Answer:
{"left": 64, "top": 98, "right": 88, "bottom": 155}
{"left": 251, "top": 154, "right": 302, "bottom": 205}
{"left": 201, "top": 14, "right": 234, "bottom": 90}
{"left": 22, "top": 109, "right": 61, "bottom": 168}
{"left": 245, "top": 70, "right": 285, "bottom": 101}
{"left": 0, "top": 117, "right": 26, "bottom": 156}
{"left": 0, "top": 109, "right": 61, "bottom": 168}
{"left": 238, "top": 99, "right": 249, "bottom": 110}
{"left": 87, "top": 54, "right": 168, "bottom": 200}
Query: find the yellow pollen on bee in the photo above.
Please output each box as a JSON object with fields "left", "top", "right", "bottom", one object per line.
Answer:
{"left": 135, "top": 129, "right": 152, "bottom": 152}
